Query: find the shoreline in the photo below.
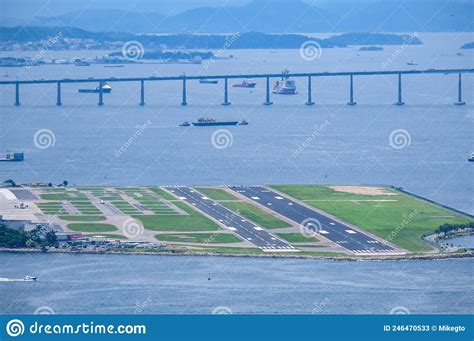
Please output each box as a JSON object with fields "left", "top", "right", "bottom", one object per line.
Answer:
{"left": 1, "top": 247, "right": 472, "bottom": 262}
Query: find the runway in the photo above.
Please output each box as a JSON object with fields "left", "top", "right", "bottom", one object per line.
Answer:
{"left": 229, "top": 186, "right": 404, "bottom": 255}
{"left": 166, "top": 186, "right": 296, "bottom": 252}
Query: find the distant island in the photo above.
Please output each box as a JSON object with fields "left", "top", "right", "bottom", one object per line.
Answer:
{"left": 460, "top": 42, "right": 474, "bottom": 49}
{"left": 0, "top": 26, "right": 423, "bottom": 51}
{"left": 359, "top": 46, "right": 384, "bottom": 51}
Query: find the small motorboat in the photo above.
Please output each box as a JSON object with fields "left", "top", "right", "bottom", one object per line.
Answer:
{"left": 179, "top": 121, "right": 191, "bottom": 127}
{"left": 468, "top": 152, "right": 474, "bottom": 162}
{"left": 24, "top": 276, "right": 37, "bottom": 281}
{"left": 238, "top": 120, "right": 249, "bottom": 125}
{"left": 199, "top": 79, "right": 218, "bottom": 84}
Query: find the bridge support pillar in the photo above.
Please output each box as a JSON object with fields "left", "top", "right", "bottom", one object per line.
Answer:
{"left": 222, "top": 77, "right": 231, "bottom": 105}
{"left": 56, "top": 81, "right": 62, "bottom": 106}
{"left": 263, "top": 76, "right": 273, "bottom": 105}
{"left": 454, "top": 73, "right": 465, "bottom": 105}
{"left": 395, "top": 73, "right": 404, "bottom": 105}
{"left": 14, "top": 83, "right": 20, "bottom": 106}
{"left": 347, "top": 75, "right": 356, "bottom": 105}
{"left": 305, "top": 76, "right": 315, "bottom": 105}
{"left": 181, "top": 77, "right": 187, "bottom": 106}
{"left": 98, "top": 81, "right": 104, "bottom": 106}
{"left": 140, "top": 80, "right": 145, "bottom": 106}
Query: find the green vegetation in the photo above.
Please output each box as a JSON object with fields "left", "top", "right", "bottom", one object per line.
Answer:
{"left": 149, "top": 187, "right": 177, "bottom": 201}
{"left": 0, "top": 225, "right": 57, "bottom": 248}
{"left": 67, "top": 223, "right": 118, "bottom": 232}
{"left": 156, "top": 233, "right": 241, "bottom": 244}
{"left": 272, "top": 185, "right": 473, "bottom": 252}
{"left": 194, "top": 188, "right": 240, "bottom": 201}
{"left": 220, "top": 202, "right": 291, "bottom": 229}
{"left": 134, "top": 201, "right": 219, "bottom": 232}
{"left": 40, "top": 192, "right": 86, "bottom": 201}
{"left": 59, "top": 215, "right": 106, "bottom": 222}
{"left": 276, "top": 233, "right": 319, "bottom": 243}
{"left": 435, "top": 222, "right": 474, "bottom": 235}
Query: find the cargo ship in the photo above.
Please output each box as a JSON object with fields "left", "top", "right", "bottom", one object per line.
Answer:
{"left": 233, "top": 79, "right": 257, "bottom": 88}
{"left": 273, "top": 69, "right": 296, "bottom": 94}
{"left": 191, "top": 118, "right": 238, "bottom": 126}
{"left": 0, "top": 151, "right": 24, "bottom": 162}
{"left": 199, "top": 79, "right": 218, "bottom": 84}
{"left": 78, "top": 82, "right": 112, "bottom": 93}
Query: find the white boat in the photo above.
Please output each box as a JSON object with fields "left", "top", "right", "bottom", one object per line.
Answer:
{"left": 24, "top": 276, "right": 37, "bottom": 281}
{"left": 273, "top": 69, "right": 296, "bottom": 94}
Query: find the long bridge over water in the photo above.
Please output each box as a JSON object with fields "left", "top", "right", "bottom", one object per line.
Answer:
{"left": 1, "top": 68, "right": 473, "bottom": 107}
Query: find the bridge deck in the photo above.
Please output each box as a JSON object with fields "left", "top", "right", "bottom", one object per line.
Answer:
{"left": 0, "top": 68, "right": 473, "bottom": 85}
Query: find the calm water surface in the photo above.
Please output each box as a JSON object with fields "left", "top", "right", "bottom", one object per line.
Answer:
{"left": 1, "top": 253, "right": 473, "bottom": 314}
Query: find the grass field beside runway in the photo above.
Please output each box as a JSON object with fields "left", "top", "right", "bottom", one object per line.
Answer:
{"left": 194, "top": 188, "right": 240, "bottom": 201}
{"left": 133, "top": 201, "right": 220, "bottom": 232}
{"left": 155, "top": 233, "right": 242, "bottom": 244}
{"left": 276, "top": 233, "right": 319, "bottom": 243}
{"left": 67, "top": 223, "right": 118, "bottom": 232}
{"left": 272, "top": 185, "right": 473, "bottom": 252}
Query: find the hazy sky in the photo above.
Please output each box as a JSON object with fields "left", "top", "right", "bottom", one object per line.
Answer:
{"left": 0, "top": 0, "right": 251, "bottom": 18}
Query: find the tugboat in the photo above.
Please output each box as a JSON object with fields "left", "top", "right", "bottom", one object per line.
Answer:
{"left": 0, "top": 151, "right": 24, "bottom": 162}
{"left": 78, "top": 82, "right": 112, "bottom": 93}
{"left": 192, "top": 118, "right": 238, "bottom": 126}
{"left": 233, "top": 79, "right": 257, "bottom": 88}
{"left": 199, "top": 79, "right": 218, "bottom": 84}
{"left": 179, "top": 121, "right": 191, "bottom": 127}
{"left": 468, "top": 152, "right": 474, "bottom": 162}
{"left": 273, "top": 69, "right": 296, "bottom": 94}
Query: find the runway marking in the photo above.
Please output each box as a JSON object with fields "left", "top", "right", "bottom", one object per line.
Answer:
{"left": 345, "top": 230, "right": 356, "bottom": 234}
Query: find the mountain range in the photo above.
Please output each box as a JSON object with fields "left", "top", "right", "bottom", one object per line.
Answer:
{"left": 1, "top": 0, "right": 472, "bottom": 33}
